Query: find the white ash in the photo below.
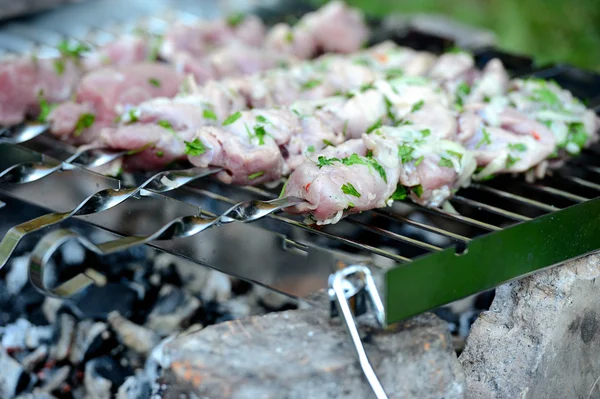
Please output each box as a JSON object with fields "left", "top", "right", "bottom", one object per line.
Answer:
{"left": 41, "top": 297, "right": 63, "bottom": 324}
{"left": 0, "top": 349, "right": 30, "bottom": 398}
{"left": 6, "top": 255, "right": 30, "bottom": 295}
{"left": 108, "top": 311, "right": 160, "bottom": 356}
{"left": 50, "top": 313, "right": 76, "bottom": 362}
{"left": 84, "top": 360, "right": 112, "bottom": 399}
{"left": 25, "top": 325, "right": 54, "bottom": 350}
{"left": 20, "top": 345, "right": 48, "bottom": 372}
{"left": 116, "top": 371, "right": 152, "bottom": 399}
{"left": 153, "top": 253, "right": 232, "bottom": 302}
{"left": 38, "top": 365, "right": 70, "bottom": 395}
{"left": 59, "top": 239, "right": 86, "bottom": 266}
{"left": 69, "top": 320, "right": 109, "bottom": 364}
{"left": 145, "top": 285, "right": 201, "bottom": 336}
{"left": 1, "top": 318, "right": 31, "bottom": 349}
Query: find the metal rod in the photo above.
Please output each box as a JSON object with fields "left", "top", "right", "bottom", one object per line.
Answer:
{"left": 561, "top": 175, "right": 600, "bottom": 192}
{"left": 346, "top": 218, "right": 443, "bottom": 252}
{"left": 470, "top": 184, "right": 559, "bottom": 212}
{"left": 423, "top": 206, "right": 502, "bottom": 231}
{"left": 452, "top": 196, "right": 531, "bottom": 222}
{"left": 330, "top": 265, "right": 388, "bottom": 399}
{"left": 526, "top": 183, "right": 589, "bottom": 202}
{"left": 374, "top": 209, "right": 471, "bottom": 243}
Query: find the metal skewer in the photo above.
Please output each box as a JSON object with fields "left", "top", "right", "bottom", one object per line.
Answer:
{"left": 0, "top": 144, "right": 137, "bottom": 184}
{"left": 0, "top": 122, "right": 50, "bottom": 144}
{"left": 28, "top": 196, "right": 304, "bottom": 297}
{"left": 0, "top": 165, "right": 222, "bottom": 269}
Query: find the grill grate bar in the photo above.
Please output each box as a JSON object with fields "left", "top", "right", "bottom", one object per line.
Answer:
{"left": 373, "top": 209, "right": 471, "bottom": 243}
{"left": 526, "top": 183, "right": 590, "bottom": 202}
{"left": 451, "top": 196, "right": 531, "bottom": 222}
{"left": 344, "top": 218, "right": 443, "bottom": 252}
{"left": 186, "top": 186, "right": 412, "bottom": 263}
{"left": 561, "top": 175, "right": 600, "bottom": 192}
{"left": 470, "top": 184, "right": 559, "bottom": 212}
{"left": 419, "top": 207, "right": 501, "bottom": 231}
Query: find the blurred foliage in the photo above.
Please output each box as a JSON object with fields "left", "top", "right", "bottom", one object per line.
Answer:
{"left": 311, "top": 0, "right": 600, "bottom": 71}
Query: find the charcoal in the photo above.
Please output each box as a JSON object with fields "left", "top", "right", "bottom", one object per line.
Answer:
{"left": 432, "top": 307, "right": 460, "bottom": 334}
{"left": 15, "top": 392, "right": 58, "bottom": 399}
{"left": 116, "top": 372, "right": 152, "bottom": 399}
{"left": 0, "top": 349, "right": 34, "bottom": 398}
{"left": 84, "top": 356, "right": 131, "bottom": 398}
{"left": 69, "top": 320, "right": 113, "bottom": 364}
{"left": 145, "top": 285, "right": 201, "bottom": 336}
{"left": 108, "top": 311, "right": 160, "bottom": 356}
{"left": 21, "top": 345, "right": 49, "bottom": 372}
{"left": 65, "top": 282, "right": 139, "bottom": 320}
{"left": 11, "top": 284, "right": 47, "bottom": 323}
{"left": 0, "top": 280, "right": 13, "bottom": 325}
{"left": 50, "top": 313, "right": 76, "bottom": 362}
{"left": 38, "top": 365, "right": 70, "bottom": 395}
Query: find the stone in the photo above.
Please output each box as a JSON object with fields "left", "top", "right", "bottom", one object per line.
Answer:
{"left": 459, "top": 253, "right": 600, "bottom": 398}
{"left": 158, "top": 308, "right": 465, "bottom": 399}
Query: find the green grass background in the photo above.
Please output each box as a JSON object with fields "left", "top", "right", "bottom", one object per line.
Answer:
{"left": 311, "top": 0, "right": 600, "bottom": 72}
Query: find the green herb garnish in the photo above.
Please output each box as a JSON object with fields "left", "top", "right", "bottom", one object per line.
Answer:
{"left": 322, "top": 139, "right": 334, "bottom": 147}
{"left": 412, "top": 184, "right": 423, "bottom": 198}
{"left": 438, "top": 157, "right": 454, "bottom": 168}
{"left": 158, "top": 119, "right": 175, "bottom": 133}
{"left": 317, "top": 156, "right": 340, "bottom": 168}
{"left": 475, "top": 128, "right": 492, "bottom": 149}
{"left": 222, "top": 111, "right": 242, "bottom": 126}
{"left": 341, "top": 182, "right": 361, "bottom": 198}
{"left": 414, "top": 156, "right": 424, "bottom": 166}
{"left": 248, "top": 171, "right": 264, "bottom": 180}
{"left": 366, "top": 118, "right": 382, "bottom": 134}
{"left": 203, "top": 109, "right": 217, "bottom": 120}
{"left": 155, "top": 150, "right": 164, "bottom": 158}
{"left": 37, "top": 91, "right": 54, "bottom": 123}
{"left": 128, "top": 109, "right": 139, "bottom": 124}
{"left": 398, "top": 144, "right": 414, "bottom": 164}
{"left": 184, "top": 138, "right": 206, "bottom": 156}
{"left": 148, "top": 78, "right": 161, "bottom": 87}
{"left": 391, "top": 184, "right": 407, "bottom": 200}
{"left": 301, "top": 79, "right": 322, "bottom": 91}
{"left": 506, "top": 155, "right": 520, "bottom": 168}
{"left": 74, "top": 113, "right": 95, "bottom": 136}
{"left": 410, "top": 100, "right": 424, "bottom": 113}
{"left": 226, "top": 13, "right": 245, "bottom": 27}
{"left": 307, "top": 145, "right": 315, "bottom": 153}
{"left": 256, "top": 115, "right": 270, "bottom": 124}
{"left": 253, "top": 125, "right": 267, "bottom": 145}
{"left": 508, "top": 143, "right": 527, "bottom": 152}
{"left": 421, "top": 129, "right": 431, "bottom": 137}
{"left": 285, "top": 31, "right": 294, "bottom": 43}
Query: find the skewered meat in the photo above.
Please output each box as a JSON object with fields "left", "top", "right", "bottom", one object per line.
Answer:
{"left": 48, "top": 63, "right": 184, "bottom": 141}
{"left": 507, "top": 78, "right": 600, "bottom": 156}
{"left": 283, "top": 125, "right": 476, "bottom": 224}
{"left": 458, "top": 99, "right": 557, "bottom": 180}
{"left": 0, "top": 37, "right": 154, "bottom": 126}
{"left": 0, "top": 56, "right": 81, "bottom": 125}
{"left": 159, "top": 15, "right": 266, "bottom": 62}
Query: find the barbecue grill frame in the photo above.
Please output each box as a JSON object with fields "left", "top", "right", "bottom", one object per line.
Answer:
{"left": 1, "top": 1, "right": 600, "bottom": 327}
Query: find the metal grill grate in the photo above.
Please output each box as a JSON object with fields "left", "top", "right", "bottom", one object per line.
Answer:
{"left": 1, "top": 0, "right": 600, "bottom": 323}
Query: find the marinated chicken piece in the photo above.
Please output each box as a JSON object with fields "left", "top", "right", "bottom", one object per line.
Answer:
{"left": 48, "top": 63, "right": 184, "bottom": 141}
{"left": 188, "top": 110, "right": 302, "bottom": 185}
{"left": 265, "top": 23, "right": 317, "bottom": 60}
{"left": 299, "top": 0, "right": 369, "bottom": 54}
{"left": 0, "top": 56, "right": 82, "bottom": 125}
{"left": 100, "top": 124, "right": 196, "bottom": 171}
{"left": 507, "top": 78, "right": 600, "bottom": 156}
{"left": 465, "top": 58, "right": 510, "bottom": 105}
{"left": 283, "top": 138, "right": 394, "bottom": 224}
{"left": 0, "top": 36, "right": 159, "bottom": 126}
{"left": 159, "top": 15, "right": 266, "bottom": 61}
{"left": 83, "top": 35, "right": 152, "bottom": 69}
{"left": 284, "top": 126, "right": 476, "bottom": 225}
{"left": 356, "top": 41, "right": 438, "bottom": 77}
{"left": 459, "top": 98, "right": 557, "bottom": 180}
